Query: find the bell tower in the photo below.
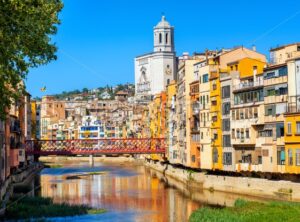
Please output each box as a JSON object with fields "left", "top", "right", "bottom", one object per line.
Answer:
{"left": 153, "top": 16, "right": 174, "bottom": 52}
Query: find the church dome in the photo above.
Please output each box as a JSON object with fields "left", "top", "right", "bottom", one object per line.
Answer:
{"left": 155, "top": 16, "right": 171, "bottom": 28}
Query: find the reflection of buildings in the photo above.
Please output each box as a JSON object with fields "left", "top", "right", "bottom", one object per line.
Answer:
{"left": 40, "top": 165, "right": 200, "bottom": 222}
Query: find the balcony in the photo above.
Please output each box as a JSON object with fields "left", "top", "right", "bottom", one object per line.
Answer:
{"left": 264, "top": 95, "right": 287, "bottom": 104}
{"left": 264, "top": 76, "right": 287, "bottom": 86}
{"left": 191, "top": 126, "right": 200, "bottom": 134}
{"left": 286, "top": 96, "right": 300, "bottom": 114}
{"left": 137, "top": 81, "right": 151, "bottom": 93}
{"left": 10, "top": 120, "right": 21, "bottom": 134}
{"left": 236, "top": 163, "right": 263, "bottom": 172}
{"left": 192, "top": 102, "right": 200, "bottom": 115}
{"left": 233, "top": 80, "right": 264, "bottom": 92}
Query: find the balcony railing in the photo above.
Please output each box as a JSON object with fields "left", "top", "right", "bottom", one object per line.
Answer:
{"left": 233, "top": 80, "right": 263, "bottom": 91}
{"left": 286, "top": 96, "right": 300, "bottom": 113}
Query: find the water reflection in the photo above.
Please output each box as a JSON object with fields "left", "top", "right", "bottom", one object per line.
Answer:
{"left": 39, "top": 162, "right": 266, "bottom": 222}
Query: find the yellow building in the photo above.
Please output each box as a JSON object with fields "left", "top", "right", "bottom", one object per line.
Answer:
{"left": 149, "top": 92, "right": 167, "bottom": 161}
{"left": 284, "top": 111, "right": 300, "bottom": 174}
{"left": 166, "top": 80, "right": 179, "bottom": 163}
{"left": 284, "top": 55, "right": 300, "bottom": 174}
{"left": 211, "top": 47, "right": 267, "bottom": 171}
{"left": 210, "top": 64, "right": 223, "bottom": 170}
{"left": 31, "top": 101, "right": 41, "bottom": 139}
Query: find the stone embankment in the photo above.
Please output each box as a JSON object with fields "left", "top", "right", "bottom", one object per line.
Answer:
{"left": 0, "top": 163, "right": 43, "bottom": 216}
{"left": 144, "top": 159, "right": 300, "bottom": 202}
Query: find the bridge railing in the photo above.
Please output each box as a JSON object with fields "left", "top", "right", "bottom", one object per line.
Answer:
{"left": 25, "top": 138, "right": 166, "bottom": 155}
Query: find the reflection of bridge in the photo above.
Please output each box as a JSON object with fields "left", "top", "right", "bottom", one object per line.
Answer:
{"left": 25, "top": 138, "right": 166, "bottom": 156}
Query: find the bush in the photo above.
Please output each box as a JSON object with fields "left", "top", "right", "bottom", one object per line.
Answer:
{"left": 4, "top": 196, "right": 105, "bottom": 220}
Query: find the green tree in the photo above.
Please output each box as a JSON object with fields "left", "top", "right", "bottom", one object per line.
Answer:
{"left": 82, "top": 88, "right": 89, "bottom": 93}
{"left": 0, "top": 0, "right": 63, "bottom": 120}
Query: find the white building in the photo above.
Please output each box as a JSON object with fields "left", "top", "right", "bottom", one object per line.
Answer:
{"left": 134, "top": 16, "right": 176, "bottom": 101}
{"left": 79, "top": 116, "right": 105, "bottom": 139}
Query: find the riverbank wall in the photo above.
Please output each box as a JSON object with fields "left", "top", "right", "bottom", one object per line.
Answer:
{"left": 144, "top": 159, "right": 300, "bottom": 202}
{"left": 0, "top": 163, "right": 43, "bottom": 216}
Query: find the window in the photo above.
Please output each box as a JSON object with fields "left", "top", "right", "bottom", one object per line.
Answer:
{"left": 264, "top": 130, "right": 273, "bottom": 137}
{"left": 245, "top": 108, "right": 249, "bottom": 119}
{"left": 236, "top": 129, "right": 240, "bottom": 139}
{"left": 298, "top": 46, "right": 300, "bottom": 51}
{"left": 213, "top": 133, "right": 218, "bottom": 140}
{"left": 203, "top": 74, "right": 209, "bottom": 83}
{"left": 276, "top": 123, "right": 284, "bottom": 138}
{"left": 240, "top": 109, "right": 244, "bottom": 119}
{"left": 222, "top": 86, "right": 230, "bottom": 98}
{"left": 297, "top": 122, "right": 300, "bottom": 134}
{"left": 223, "top": 152, "right": 232, "bottom": 165}
{"left": 241, "top": 129, "right": 245, "bottom": 139}
{"left": 165, "top": 33, "right": 168, "bottom": 44}
{"left": 249, "top": 107, "right": 253, "bottom": 118}
{"left": 234, "top": 89, "right": 263, "bottom": 105}
{"left": 288, "top": 149, "right": 293, "bottom": 166}
{"left": 278, "top": 87, "right": 288, "bottom": 95}
{"left": 246, "top": 129, "right": 249, "bottom": 138}
{"left": 213, "top": 83, "right": 217, "bottom": 90}
{"left": 232, "top": 110, "right": 235, "bottom": 120}
{"left": 222, "top": 119, "right": 230, "bottom": 131}
{"left": 223, "top": 135, "right": 231, "bottom": 147}
{"left": 264, "top": 72, "right": 275, "bottom": 79}
{"left": 258, "top": 156, "right": 262, "bottom": 164}
{"left": 287, "top": 122, "right": 292, "bottom": 135}
{"left": 242, "top": 154, "right": 252, "bottom": 164}
{"left": 212, "top": 115, "right": 217, "bottom": 122}
{"left": 191, "top": 155, "right": 195, "bottom": 163}
{"left": 213, "top": 148, "right": 218, "bottom": 163}
{"left": 277, "top": 147, "right": 285, "bottom": 165}
{"left": 296, "top": 149, "right": 300, "bottom": 166}
{"left": 159, "top": 33, "right": 162, "bottom": 43}
{"left": 265, "top": 105, "right": 276, "bottom": 116}
{"left": 236, "top": 109, "right": 240, "bottom": 120}
{"left": 266, "top": 88, "right": 276, "bottom": 97}
{"left": 222, "top": 102, "right": 230, "bottom": 115}
{"left": 254, "top": 107, "right": 258, "bottom": 118}
{"left": 278, "top": 66, "right": 287, "bottom": 76}
{"left": 232, "top": 129, "right": 235, "bottom": 139}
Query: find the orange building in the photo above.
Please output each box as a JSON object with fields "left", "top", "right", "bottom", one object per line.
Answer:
{"left": 189, "top": 80, "right": 200, "bottom": 168}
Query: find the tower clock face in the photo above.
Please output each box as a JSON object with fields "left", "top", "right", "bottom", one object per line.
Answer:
{"left": 165, "top": 65, "right": 172, "bottom": 75}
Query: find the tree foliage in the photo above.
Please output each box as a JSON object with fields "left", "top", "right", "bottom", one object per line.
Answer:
{"left": 0, "top": 0, "right": 63, "bottom": 119}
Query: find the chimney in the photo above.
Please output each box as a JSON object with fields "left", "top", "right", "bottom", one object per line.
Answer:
{"left": 252, "top": 45, "right": 256, "bottom": 52}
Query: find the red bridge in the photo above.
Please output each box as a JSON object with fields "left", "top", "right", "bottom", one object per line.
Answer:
{"left": 25, "top": 138, "right": 166, "bottom": 156}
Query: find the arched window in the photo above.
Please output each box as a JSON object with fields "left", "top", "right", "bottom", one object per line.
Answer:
{"left": 159, "top": 33, "right": 162, "bottom": 43}
{"left": 166, "top": 33, "right": 168, "bottom": 44}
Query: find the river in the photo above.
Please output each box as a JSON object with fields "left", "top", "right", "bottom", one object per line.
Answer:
{"left": 35, "top": 160, "right": 267, "bottom": 222}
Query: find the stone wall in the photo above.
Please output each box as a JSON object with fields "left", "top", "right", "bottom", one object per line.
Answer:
{"left": 145, "top": 160, "right": 300, "bottom": 202}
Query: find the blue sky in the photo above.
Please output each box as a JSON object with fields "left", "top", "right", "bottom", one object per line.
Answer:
{"left": 26, "top": 0, "right": 300, "bottom": 97}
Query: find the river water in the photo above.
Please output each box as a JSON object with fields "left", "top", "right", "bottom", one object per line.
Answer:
{"left": 36, "top": 161, "right": 266, "bottom": 222}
